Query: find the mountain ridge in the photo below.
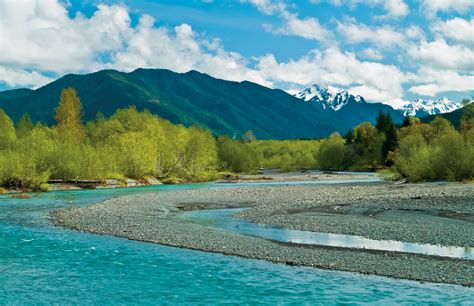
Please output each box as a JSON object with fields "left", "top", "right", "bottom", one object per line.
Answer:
{"left": 397, "top": 97, "right": 462, "bottom": 117}
{"left": 294, "top": 85, "right": 464, "bottom": 118}
{"left": 0, "top": 68, "right": 403, "bottom": 140}
{"left": 294, "top": 85, "right": 365, "bottom": 111}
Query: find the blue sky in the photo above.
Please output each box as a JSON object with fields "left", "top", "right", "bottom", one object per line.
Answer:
{"left": 0, "top": 0, "right": 472, "bottom": 106}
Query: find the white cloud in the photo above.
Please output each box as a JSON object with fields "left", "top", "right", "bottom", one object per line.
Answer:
{"left": 244, "top": 0, "right": 331, "bottom": 43}
{"left": 405, "top": 25, "right": 425, "bottom": 41}
{"left": 432, "top": 17, "right": 474, "bottom": 45}
{"left": 336, "top": 20, "right": 405, "bottom": 48}
{"left": 421, "top": 0, "right": 474, "bottom": 15}
{"left": 408, "top": 39, "right": 474, "bottom": 71}
{"left": 409, "top": 68, "right": 474, "bottom": 97}
{"left": 0, "top": 0, "right": 270, "bottom": 88}
{"left": 0, "top": 66, "right": 53, "bottom": 88}
{"left": 1, "top": 0, "right": 471, "bottom": 106}
{"left": 360, "top": 48, "right": 384, "bottom": 60}
{"left": 267, "top": 11, "right": 332, "bottom": 42}
{"left": 382, "top": 0, "right": 410, "bottom": 18}
{"left": 257, "top": 47, "right": 407, "bottom": 103}
{"left": 0, "top": 1, "right": 131, "bottom": 74}
{"left": 240, "top": 0, "right": 286, "bottom": 15}
{"left": 328, "top": 0, "right": 409, "bottom": 18}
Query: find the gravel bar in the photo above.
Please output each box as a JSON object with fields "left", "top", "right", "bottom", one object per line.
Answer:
{"left": 51, "top": 180, "right": 474, "bottom": 286}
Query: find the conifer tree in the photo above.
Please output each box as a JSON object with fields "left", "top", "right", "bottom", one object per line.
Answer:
{"left": 460, "top": 98, "right": 473, "bottom": 134}
{"left": 376, "top": 111, "right": 398, "bottom": 163}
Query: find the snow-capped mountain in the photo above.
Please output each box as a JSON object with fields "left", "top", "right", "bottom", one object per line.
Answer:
{"left": 396, "top": 98, "right": 463, "bottom": 117}
{"left": 294, "top": 85, "right": 366, "bottom": 111}
{"left": 295, "top": 85, "right": 463, "bottom": 118}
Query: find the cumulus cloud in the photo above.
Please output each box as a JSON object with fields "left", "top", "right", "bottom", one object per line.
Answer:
{"left": 408, "top": 39, "right": 474, "bottom": 71}
{"left": 0, "top": 1, "right": 131, "bottom": 74}
{"left": 421, "top": 0, "right": 474, "bottom": 15}
{"left": 360, "top": 48, "right": 384, "bottom": 60}
{"left": 0, "top": 66, "right": 53, "bottom": 88}
{"left": 432, "top": 17, "right": 474, "bottom": 46}
{"left": 405, "top": 25, "right": 425, "bottom": 41}
{"left": 265, "top": 11, "right": 332, "bottom": 42}
{"left": 257, "top": 48, "right": 407, "bottom": 103}
{"left": 0, "top": 0, "right": 269, "bottom": 88}
{"left": 244, "top": 0, "right": 331, "bottom": 43}
{"left": 112, "top": 19, "right": 271, "bottom": 86}
{"left": 1, "top": 0, "right": 471, "bottom": 107}
{"left": 328, "top": 0, "right": 409, "bottom": 18}
{"left": 336, "top": 19, "right": 405, "bottom": 48}
{"left": 409, "top": 68, "right": 474, "bottom": 97}
{"left": 240, "top": 0, "right": 286, "bottom": 15}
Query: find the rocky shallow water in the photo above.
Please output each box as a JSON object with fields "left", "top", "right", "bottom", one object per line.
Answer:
{"left": 51, "top": 180, "right": 474, "bottom": 286}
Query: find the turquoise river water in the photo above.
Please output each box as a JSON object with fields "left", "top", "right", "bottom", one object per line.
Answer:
{"left": 0, "top": 182, "right": 473, "bottom": 304}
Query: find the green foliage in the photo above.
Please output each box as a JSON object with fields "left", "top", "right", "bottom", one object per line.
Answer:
{"left": 249, "top": 139, "right": 320, "bottom": 171}
{"left": 55, "top": 88, "right": 85, "bottom": 142}
{"left": 16, "top": 114, "right": 34, "bottom": 138}
{"left": 346, "top": 122, "right": 384, "bottom": 168}
{"left": 0, "top": 68, "right": 404, "bottom": 140}
{"left": 394, "top": 119, "right": 473, "bottom": 182}
{"left": 459, "top": 101, "right": 474, "bottom": 134}
{"left": 110, "top": 132, "right": 157, "bottom": 179}
{"left": 0, "top": 90, "right": 222, "bottom": 190}
{"left": 0, "top": 108, "right": 16, "bottom": 150}
{"left": 216, "top": 136, "right": 259, "bottom": 173}
{"left": 318, "top": 133, "right": 345, "bottom": 170}
{"left": 394, "top": 132, "right": 434, "bottom": 181}
{"left": 180, "top": 127, "right": 218, "bottom": 181}
{"left": 376, "top": 111, "right": 398, "bottom": 162}
{"left": 0, "top": 88, "right": 472, "bottom": 190}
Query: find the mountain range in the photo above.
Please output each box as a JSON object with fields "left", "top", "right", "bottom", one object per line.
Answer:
{"left": 293, "top": 85, "right": 463, "bottom": 118}
{"left": 397, "top": 98, "right": 462, "bottom": 117}
{"left": 0, "top": 68, "right": 405, "bottom": 140}
{"left": 294, "top": 85, "right": 365, "bottom": 111}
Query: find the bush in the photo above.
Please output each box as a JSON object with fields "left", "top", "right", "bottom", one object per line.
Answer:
{"left": 394, "top": 120, "right": 474, "bottom": 182}
{"left": 318, "top": 133, "right": 345, "bottom": 170}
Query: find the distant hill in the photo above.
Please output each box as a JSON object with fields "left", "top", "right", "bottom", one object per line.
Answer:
{"left": 0, "top": 68, "right": 403, "bottom": 139}
{"left": 421, "top": 105, "right": 469, "bottom": 128}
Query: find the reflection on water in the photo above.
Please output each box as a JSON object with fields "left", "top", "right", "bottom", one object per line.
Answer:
{"left": 179, "top": 209, "right": 473, "bottom": 260}
{"left": 1, "top": 183, "right": 473, "bottom": 303}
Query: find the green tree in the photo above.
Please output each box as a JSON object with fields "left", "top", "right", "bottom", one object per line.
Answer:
{"left": 217, "top": 136, "right": 258, "bottom": 173}
{"left": 402, "top": 116, "right": 412, "bottom": 127}
{"left": 318, "top": 133, "right": 345, "bottom": 170}
{"left": 350, "top": 122, "right": 384, "bottom": 167}
{"left": 460, "top": 98, "right": 473, "bottom": 134}
{"left": 55, "top": 88, "right": 85, "bottom": 142}
{"left": 0, "top": 109, "right": 16, "bottom": 149}
{"left": 181, "top": 127, "right": 218, "bottom": 180}
{"left": 16, "top": 114, "right": 34, "bottom": 138}
{"left": 376, "top": 111, "right": 398, "bottom": 163}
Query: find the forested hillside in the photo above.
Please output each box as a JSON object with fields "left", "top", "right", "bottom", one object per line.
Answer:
{"left": 0, "top": 68, "right": 403, "bottom": 139}
{"left": 0, "top": 89, "right": 472, "bottom": 192}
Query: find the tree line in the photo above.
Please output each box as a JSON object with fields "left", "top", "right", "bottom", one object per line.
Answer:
{"left": 0, "top": 88, "right": 473, "bottom": 191}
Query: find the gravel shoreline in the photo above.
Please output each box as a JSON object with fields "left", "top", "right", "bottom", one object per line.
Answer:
{"left": 51, "top": 180, "right": 474, "bottom": 286}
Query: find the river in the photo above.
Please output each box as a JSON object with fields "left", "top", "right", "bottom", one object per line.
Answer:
{"left": 1, "top": 182, "right": 472, "bottom": 303}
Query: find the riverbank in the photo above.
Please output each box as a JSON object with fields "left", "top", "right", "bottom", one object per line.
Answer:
{"left": 0, "top": 170, "right": 375, "bottom": 194}
{"left": 50, "top": 178, "right": 474, "bottom": 286}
